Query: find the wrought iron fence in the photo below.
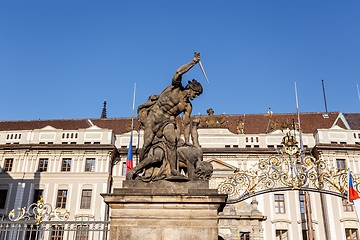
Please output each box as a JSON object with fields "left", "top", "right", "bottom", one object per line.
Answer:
{"left": 0, "top": 220, "right": 110, "bottom": 240}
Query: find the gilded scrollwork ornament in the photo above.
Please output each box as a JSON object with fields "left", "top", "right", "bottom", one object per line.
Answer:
{"left": 8, "top": 197, "right": 70, "bottom": 225}
{"left": 218, "top": 132, "right": 359, "bottom": 203}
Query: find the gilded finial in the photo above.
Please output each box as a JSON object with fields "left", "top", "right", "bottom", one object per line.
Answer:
{"left": 282, "top": 131, "right": 297, "bottom": 147}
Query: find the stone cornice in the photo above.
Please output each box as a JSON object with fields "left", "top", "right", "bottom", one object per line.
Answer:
{"left": 0, "top": 144, "right": 116, "bottom": 151}
{"left": 218, "top": 215, "right": 267, "bottom": 221}
{"left": 271, "top": 219, "right": 292, "bottom": 224}
{"left": 340, "top": 218, "right": 359, "bottom": 223}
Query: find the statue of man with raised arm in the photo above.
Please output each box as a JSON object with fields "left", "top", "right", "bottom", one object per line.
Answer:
{"left": 127, "top": 52, "right": 203, "bottom": 181}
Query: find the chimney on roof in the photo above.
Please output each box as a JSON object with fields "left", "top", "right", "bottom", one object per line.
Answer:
{"left": 101, "top": 101, "right": 107, "bottom": 118}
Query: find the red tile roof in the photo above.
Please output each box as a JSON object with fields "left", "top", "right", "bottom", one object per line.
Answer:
{"left": 0, "top": 119, "right": 91, "bottom": 131}
{"left": 0, "top": 112, "right": 344, "bottom": 135}
{"left": 216, "top": 112, "right": 342, "bottom": 134}
{"left": 343, "top": 113, "right": 360, "bottom": 130}
{"left": 91, "top": 118, "right": 140, "bottom": 134}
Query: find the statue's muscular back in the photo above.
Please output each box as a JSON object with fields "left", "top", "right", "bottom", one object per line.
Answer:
{"left": 151, "top": 85, "right": 190, "bottom": 123}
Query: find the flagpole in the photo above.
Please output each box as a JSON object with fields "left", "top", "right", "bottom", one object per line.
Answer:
{"left": 131, "top": 83, "right": 136, "bottom": 138}
{"left": 126, "top": 83, "right": 136, "bottom": 176}
{"left": 348, "top": 168, "right": 350, "bottom": 203}
{"left": 295, "top": 82, "right": 315, "bottom": 240}
{"left": 348, "top": 168, "right": 360, "bottom": 223}
{"left": 295, "top": 82, "right": 304, "bottom": 157}
{"left": 131, "top": 83, "right": 136, "bottom": 164}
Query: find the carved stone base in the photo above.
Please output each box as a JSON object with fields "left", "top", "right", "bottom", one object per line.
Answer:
{"left": 102, "top": 180, "right": 227, "bottom": 240}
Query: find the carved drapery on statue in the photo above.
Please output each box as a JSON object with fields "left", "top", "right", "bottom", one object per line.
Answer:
{"left": 218, "top": 132, "right": 359, "bottom": 203}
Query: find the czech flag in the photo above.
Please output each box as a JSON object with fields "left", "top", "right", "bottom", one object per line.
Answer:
{"left": 348, "top": 169, "right": 360, "bottom": 201}
{"left": 126, "top": 138, "right": 133, "bottom": 174}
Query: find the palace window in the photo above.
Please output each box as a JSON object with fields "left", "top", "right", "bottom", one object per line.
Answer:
{"left": 336, "top": 159, "right": 346, "bottom": 171}
{"left": 80, "top": 190, "right": 92, "bottom": 209}
{"left": 56, "top": 190, "right": 68, "bottom": 209}
{"left": 33, "top": 189, "right": 44, "bottom": 203}
{"left": 6, "top": 133, "right": 22, "bottom": 140}
{"left": 0, "top": 189, "right": 8, "bottom": 209}
{"left": 61, "top": 158, "right": 71, "bottom": 172}
{"left": 345, "top": 228, "right": 359, "bottom": 240}
{"left": 62, "top": 132, "right": 78, "bottom": 139}
{"left": 302, "top": 230, "right": 308, "bottom": 240}
{"left": 3, "top": 158, "right": 13, "bottom": 172}
{"left": 275, "top": 230, "right": 288, "bottom": 240}
{"left": 76, "top": 225, "right": 89, "bottom": 240}
{"left": 122, "top": 162, "right": 127, "bottom": 176}
{"left": 240, "top": 232, "right": 250, "bottom": 240}
{"left": 343, "top": 198, "right": 354, "bottom": 212}
{"left": 51, "top": 225, "right": 64, "bottom": 240}
{"left": 275, "top": 194, "right": 285, "bottom": 213}
{"left": 85, "top": 159, "right": 95, "bottom": 172}
{"left": 38, "top": 158, "right": 48, "bottom": 172}
{"left": 299, "top": 193, "right": 305, "bottom": 214}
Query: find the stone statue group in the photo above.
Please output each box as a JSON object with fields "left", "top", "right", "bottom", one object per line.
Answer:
{"left": 126, "top": 53, "right": 213, "bottom": 182}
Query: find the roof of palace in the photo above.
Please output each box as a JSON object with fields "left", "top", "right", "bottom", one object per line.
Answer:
{"left": 343, "top": 113, "right": 360, "bottom": 130}
{"left": 0, "top": 112, "right": 354, "bottom": 135}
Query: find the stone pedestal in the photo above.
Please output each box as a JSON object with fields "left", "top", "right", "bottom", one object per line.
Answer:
{"left": 102, "top": 180, "right": 227, "bottom": 240}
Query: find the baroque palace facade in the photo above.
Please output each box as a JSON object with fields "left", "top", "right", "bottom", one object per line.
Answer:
{"left": 0, "top": 111, "right": 360, "bottom": 240}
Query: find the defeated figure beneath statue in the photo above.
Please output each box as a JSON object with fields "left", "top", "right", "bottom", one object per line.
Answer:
{"left": 126, "top": 118, "right": 213, "bottom": 181}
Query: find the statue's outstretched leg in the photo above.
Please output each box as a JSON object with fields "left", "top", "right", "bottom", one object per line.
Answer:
{"left": 139, "top": 127, "right": 155, "bottom": 162}
{"left": 163, "top": 124, "right": 182, "bottom": 176}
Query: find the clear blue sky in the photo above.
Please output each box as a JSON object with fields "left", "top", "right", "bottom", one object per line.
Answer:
{"left": 1, "top": 1, "right": 359, "bottom": 121}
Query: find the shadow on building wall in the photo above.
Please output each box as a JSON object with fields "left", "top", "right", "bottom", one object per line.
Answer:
{"left": 0, "top": 165, "right": 41, "bottom": 221}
